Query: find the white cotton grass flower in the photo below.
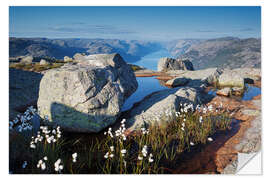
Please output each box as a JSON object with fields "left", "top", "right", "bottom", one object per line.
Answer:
{"left": 10, "top": 106, "right": 38, "bottom": 133}
{"left": 37, "top": 159, "right": 46, "bottom": 170}
{"left": 43, "top": 156, "right": 48, "bottom": 161}
{"left": 29, "top": 126, "right": 62, "bottom": 150}
{"left": 142, "top": 145, "right": 148, "bottom": 157}
{"left": 190, "top": 142, "right": 195, "bottom": 146}
{"left": 22, "top": 161, "right": 27, "bottom": 169}
{"left": 30, "top": 143, "right": 36, "bottom": 149}
{"left": 104, "top": 151, "right": 114, "bottom": 159}
{"left": 148, "top": 153, "right": 154, "bottom": 163}
{"left": 104, "top": 152, "right": 109, "bottom": 159}
{"left": 199, "top": 116, "right": 203, "bottom": 123}
{"left": 110, "top": 146, "right": 114, "bottom": 152}
{"left": 121, "top": 119, "right": 126, "bottom": 124}
{"left": 54, "top": 159, "right": 63, "bottom": 172}
{"left": 72, "top": 153, "right": 77, "bottom": 162}
{"left": 121, "top": 149, "right": 127, "bottom": 156}
{"left": 138, "top": 155, "right": 143, "bottom": 161}
{"left": 208, "top": 137, "right": 213, "bottom": 142}
{"left": 109, "top": 154, "right": 114, "bottom": 158}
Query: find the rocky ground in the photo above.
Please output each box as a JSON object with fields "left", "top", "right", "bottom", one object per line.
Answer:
{"left": 9, "top": 53, "right": 261, "bottom": 174}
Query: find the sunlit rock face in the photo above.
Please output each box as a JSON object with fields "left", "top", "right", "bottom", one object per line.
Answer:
{"left": 37, "top": 53, "right": 138, "bottom": 133}
{"left": 126, "top": 87, "right": 200, "bottom": 131}
{"left": 157, "top": 57, "right": 194, "bottom": 72}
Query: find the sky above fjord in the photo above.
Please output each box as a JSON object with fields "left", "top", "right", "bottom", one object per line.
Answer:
{"left": 9, "top": 6, "right": 261, "bottom": 41}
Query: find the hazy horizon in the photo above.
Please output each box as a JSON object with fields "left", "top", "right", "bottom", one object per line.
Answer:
{"left": 9, "top": 6, "right": 261, "bottom": 41}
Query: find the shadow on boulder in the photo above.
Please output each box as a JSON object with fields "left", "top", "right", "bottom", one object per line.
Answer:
{"left": 49, "top": 102, "right": 118, "bottom": 133}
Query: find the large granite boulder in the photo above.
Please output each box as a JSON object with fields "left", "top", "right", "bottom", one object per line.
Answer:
{"left": 166, "top": 68, "right": 223, "bottom": 87}
{"left": 126, "top": 87, "right": 200, "bottom": 131}
{"left": 157, "top": 57, "right": 194, "bottom": 72}
{"left": 223, "top": 68, "right": 261, "bottom": 83}
{"left": 20, "top": 55, "right": 33, "bottom": 64}
{"left": 37, "top": 53, "right": 138, "bottom": 133}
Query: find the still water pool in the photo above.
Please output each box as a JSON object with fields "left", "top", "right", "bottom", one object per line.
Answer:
{"left": 122, "top": 77, "right": 168, "bottom": 111}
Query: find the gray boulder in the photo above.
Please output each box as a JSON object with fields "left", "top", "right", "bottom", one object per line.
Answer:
{"left": 165, "top": 77, "right": 189, "bottom": 87}
{"left": 37, "top": 53, "right": 138, "bottom": 133}
{"left": 157, "top": 57, "right": 194, "bottom": 72}
{"left": 218, "top": 70, "right": 244, "bottom": 88}
{"left": 126, "top": 87, "right": 200, "bottom": 131}
{"left": 64, "top": 56, "right": 73, "bottom": 62}
{"left": 224, "top": 68, "right": 261, "bottom": 83}
{"left": 166, "top": 68, "right": 223, "bottom": 87}
{"left": 20, "top": 55, "right": 33, "bottom": 64}
{"left": 39, "top": 59, "right": 49, "bottom": 65}
{"left": 73, "top": 53, "right": 86, "bottom": 61}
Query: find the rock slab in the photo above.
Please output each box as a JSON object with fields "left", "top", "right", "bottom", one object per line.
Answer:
{"left": 126, "top": 87, "right": 199, "bottom": 131}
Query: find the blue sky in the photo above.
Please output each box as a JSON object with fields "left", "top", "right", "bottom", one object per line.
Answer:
{"left": 9, "top": 6, "right": 261, "bottom": 41}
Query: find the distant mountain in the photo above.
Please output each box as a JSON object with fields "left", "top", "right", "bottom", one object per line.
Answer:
{"left": 168, "top": 37, "right": 261, "bottom": 69}
{"left": 9, "top": 38, "right": 162, "bottom": 62}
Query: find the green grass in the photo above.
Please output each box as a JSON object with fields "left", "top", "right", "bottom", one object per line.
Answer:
{"left": 128, "top": 64, "right": 144, "bottom": 71}
{"left": 9, "top": 105, "right": 231, "bottom": 174}
{"left": 9, "top": 62, "right": 65, "bottom": 72}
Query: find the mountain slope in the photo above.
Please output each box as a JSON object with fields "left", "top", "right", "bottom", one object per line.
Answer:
{"left": 9, "top": 38, "right": 162, "bottom": 62}
{"left": 171, "top": 37, "right": 261, "bottom": 69}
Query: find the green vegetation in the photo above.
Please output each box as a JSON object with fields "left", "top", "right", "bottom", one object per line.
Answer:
{"left": 9, "top": 104, "right": 231, "bottom": 174}
{"left": 128, "top": 64, "right": 144, "bottom": 71}
{"left": 9, "top": 62, "right": 65, "bottom": 72}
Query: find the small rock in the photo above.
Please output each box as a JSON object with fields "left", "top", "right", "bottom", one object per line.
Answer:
{"left": 20, "top": 55, "right": 33, "bottom": 64}
{"left": 165, "top": 77, "right": 189, "bottom": 87}
{"left": 216, "top": 87, "right": 231, "bottom": 97}
{"left": 232, "top": 87, "right": 244, "bottom": 96}
{"left": 64, "top": 56, "right": 73, "bottom": 62}
{"left": 39, "top": 59, "right": 49, "bottom": 65}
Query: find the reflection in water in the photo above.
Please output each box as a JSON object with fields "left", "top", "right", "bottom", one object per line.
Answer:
{"left": 242, "top": 84, "right": 261, "bottom": 101}
{"left": 207, "top": 84, "right": 261, "bottom": 101}
{"left": 122, "top": 77, "right": 169, "bottom": 111}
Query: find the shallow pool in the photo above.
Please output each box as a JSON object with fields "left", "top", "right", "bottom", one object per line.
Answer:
{"left": 121, "top": 77, "right": 169, "bottom": 111}
{"left": 207, "top": 84, "right": 261, "bottom": 101}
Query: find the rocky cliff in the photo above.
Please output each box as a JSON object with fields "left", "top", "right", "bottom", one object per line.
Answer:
{"left": 167, "top": 37, "right": 261, "bottom": 69}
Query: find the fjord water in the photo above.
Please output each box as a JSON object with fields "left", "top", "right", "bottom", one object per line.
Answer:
{"left": 133, "top": 49, "right": 173, "bottom": 70}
